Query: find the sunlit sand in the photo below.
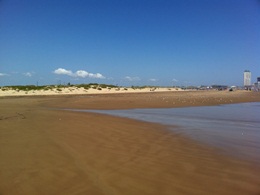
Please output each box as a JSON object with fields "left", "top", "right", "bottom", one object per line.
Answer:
{"left": 0, "top": 86, "right": 182, "bottom": 97}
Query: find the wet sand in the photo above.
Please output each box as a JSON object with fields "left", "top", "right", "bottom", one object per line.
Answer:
{"left": 1, "top": 91, "right": 260, "bottom": 194}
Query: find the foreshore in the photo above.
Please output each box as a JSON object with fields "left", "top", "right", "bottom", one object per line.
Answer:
{"left": 1, "top": 90, "right": 260, "bottom": 194}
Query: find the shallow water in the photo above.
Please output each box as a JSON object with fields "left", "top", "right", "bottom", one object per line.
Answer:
{"left": 69, "top": 103, "right": 260, "bottom": 163}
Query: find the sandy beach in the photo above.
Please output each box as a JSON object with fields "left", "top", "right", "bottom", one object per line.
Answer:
{"left": 1, "top": 90, "right": 260, "bottom": 194}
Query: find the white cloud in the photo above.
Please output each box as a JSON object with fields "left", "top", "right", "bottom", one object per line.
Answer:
{"left": 172, "top": 78, "right": 178, "bottom": 82}
{"left": 53, "top": 68, "right": 105, "bottom": 79}
{"left": 75, "top": 70, "right": 105, "bottom": 79}
{"left": 53, "top": 68, "right": 74, "bottom": 76}
{"left": 23, "top": 72, "right": 33, "bottom": 77}
{"left": 149, "top": 78, "right": 158, "bottom": 82}
{"left": 0, "top": 73, "right": 8, "bottom": 76}
{"left": 125, "top": 76, "right": 141, "bottom": 82}
{"left": 75, "top": 70, "right": 89, "bottom": 78}
{"left": 91, "top": 73, "right": 105, "bottom": 79}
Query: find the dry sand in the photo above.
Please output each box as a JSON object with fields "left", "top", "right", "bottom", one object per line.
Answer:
{"left": 1, "top": 90, "right": 260, "bottom": 195}
{"left": 0, "top": 86, "right": 182, "bottom": 97}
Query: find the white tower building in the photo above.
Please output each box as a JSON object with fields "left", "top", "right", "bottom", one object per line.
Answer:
{"left": 243, "top": 70, "right": 251, "bottom": 86}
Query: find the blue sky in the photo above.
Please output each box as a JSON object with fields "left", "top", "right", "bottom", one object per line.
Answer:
{"left": 0, "top": 0, "right": 259, "bottom": 86}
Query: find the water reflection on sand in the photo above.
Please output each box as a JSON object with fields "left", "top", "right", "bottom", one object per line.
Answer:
{"left": 71, "top": 103, "right": 260, "bottom": 163}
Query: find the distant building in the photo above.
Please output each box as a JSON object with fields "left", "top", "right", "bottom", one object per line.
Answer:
{"left": 254, "top": 77, "right": 260, "bottom": 91}
{"left": 243, "top": 70, "right": 251, "bottom": 86}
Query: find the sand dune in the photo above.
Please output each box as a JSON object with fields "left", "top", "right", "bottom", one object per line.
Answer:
{"left": 0, "top": 86, "right": 182, "bottom": 97}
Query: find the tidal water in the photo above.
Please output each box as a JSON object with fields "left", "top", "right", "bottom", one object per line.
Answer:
{"left": 69, "top": 103, "right": 260, "bottom": 163}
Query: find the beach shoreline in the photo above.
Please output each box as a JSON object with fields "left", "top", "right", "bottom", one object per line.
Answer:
{"left": 1, "top": 91, "right": 260, "bottom": 194}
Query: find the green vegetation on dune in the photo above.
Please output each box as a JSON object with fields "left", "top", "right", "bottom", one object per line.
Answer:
{"left": 0, "top": 83, "right": 119, "bottom": 92}
{"left": 0, "top": 85, "right": 53, "bottom": 91}
{"left": 0, "top": 83, "right": 185, "bottom": 92}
